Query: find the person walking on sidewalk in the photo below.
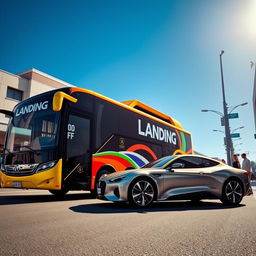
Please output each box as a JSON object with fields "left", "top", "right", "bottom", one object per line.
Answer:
{"left": 232, "top": 154, "right": 241, "bottom": 168}
{"left": 241, "top": 153, "right": 251, "bottom": 171}
{"left": 241, "top": 153, "right": 252, "bottom": 180}
{"left": 251, "top": 160, "right": 256, "bottom": 180}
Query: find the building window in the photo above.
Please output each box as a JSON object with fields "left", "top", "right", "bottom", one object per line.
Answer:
{"left": 6, "top": 87, "right": 23, "bottom": 101}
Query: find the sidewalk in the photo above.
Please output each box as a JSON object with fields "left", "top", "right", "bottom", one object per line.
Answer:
{"left": 251, "top": 180, "right": 256, "bottom": 199}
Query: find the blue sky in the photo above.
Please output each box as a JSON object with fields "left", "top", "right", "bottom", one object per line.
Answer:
{"left": 1, "top": 0, "right": 256, "bottom": 161}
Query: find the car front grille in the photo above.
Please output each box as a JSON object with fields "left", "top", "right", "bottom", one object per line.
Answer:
{"left": 99, "top": 181, "right": 106, "bottom": 195}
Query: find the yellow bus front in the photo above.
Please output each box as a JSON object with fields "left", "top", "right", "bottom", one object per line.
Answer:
{"left": 0, "top": 90, "right": 68, "bottom": 191}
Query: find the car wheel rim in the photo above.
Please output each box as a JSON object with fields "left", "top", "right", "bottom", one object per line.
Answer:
{"left": 225, "top": 180, "right": 243, "bottom": 204}
{"left": 132, "top": 180, "right": 154, "bottom": 206}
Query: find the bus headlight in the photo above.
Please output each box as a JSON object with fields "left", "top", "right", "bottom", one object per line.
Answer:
{"left": 36, "top": 160, "right": 57, "bottom": 173}
{"left": 0, "top": 164, "right": 6, "bottom": 173}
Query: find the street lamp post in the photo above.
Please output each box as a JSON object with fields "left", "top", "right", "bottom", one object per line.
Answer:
{"left": 201, "top": 109, "right": 223, "bottom": 116}
{"left": 213, "top": 129, "right": 224, "bottom": 133}
{"left": 213, "top": 127, "right": 244, "bottom": 156}
{"left": 220, "top": 50, "right": 233, "bottom": 165}
{"left": 232, "top": 126, "right": 245, "bottom": 133}
{"left": 228, "top": 103, "right": 248, "bottom": 114}
{"left": 230, "top": 126, "right": 244, "bottom": 156}
{"left": 201, "top": 52, "right": 248, "bottom": 165}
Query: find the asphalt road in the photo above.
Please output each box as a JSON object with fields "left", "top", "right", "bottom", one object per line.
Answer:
{"left": 1, "top": 185, "right": 256, "bottom": 256}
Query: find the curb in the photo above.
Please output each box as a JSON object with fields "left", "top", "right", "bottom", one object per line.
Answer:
{"left": 251, "top": 181, "right": 256, "bottom": 199}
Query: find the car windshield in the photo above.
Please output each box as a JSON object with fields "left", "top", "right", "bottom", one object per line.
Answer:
{"left": 142, "top": 155, "right": 178, "bottom": 168}
{"left": 6, "top": 96, "right": 60, "bottom": 153}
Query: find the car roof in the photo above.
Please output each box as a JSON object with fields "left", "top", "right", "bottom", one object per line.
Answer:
{"left": 168, "top": 154, "right": 223, "bottom": 165}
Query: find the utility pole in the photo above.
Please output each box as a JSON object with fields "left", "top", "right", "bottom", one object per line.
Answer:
{"left": 220, "top": 51, "right": 233, "bottom": 165}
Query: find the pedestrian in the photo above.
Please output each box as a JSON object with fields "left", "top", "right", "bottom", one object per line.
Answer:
{"left": 232, "top": 154, "right": 241, "bottom": 168}
{"left": 241, "top": 153, "right": 252, "bottom": 181}
{"left": 251, "top": 160, "right": 256, "bottom": 180}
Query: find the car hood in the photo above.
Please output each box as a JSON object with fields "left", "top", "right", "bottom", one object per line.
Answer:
{"left": 102, "top": 169, "right": 139, "bottom": 181}
{"left": 102, "top": 168, "right": 163, "bottom": 181}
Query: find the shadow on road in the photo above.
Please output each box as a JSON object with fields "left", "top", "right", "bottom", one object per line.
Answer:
{"left": 0, "top": 192, "right": 94, "bottom": 205}
{"left": 70, "top": 200, "right": 245, "bottom": 214}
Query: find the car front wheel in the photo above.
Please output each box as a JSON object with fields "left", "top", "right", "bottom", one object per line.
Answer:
{"left": 128, "top": 178, "right": 155, "bottom": 207}
{"left": 221, "top": 179, "right": 243, "bottom": 205}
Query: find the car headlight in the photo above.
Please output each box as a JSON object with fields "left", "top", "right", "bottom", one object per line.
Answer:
{"left": 109, "top": 175, "right": 127, "bottom": 183}
{"left": 36, "top": 160, "right": 57, "bottom": 173}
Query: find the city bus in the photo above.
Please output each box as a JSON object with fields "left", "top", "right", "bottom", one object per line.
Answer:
{"left": 0, "top": 87, "right": 193, "bottom": 196}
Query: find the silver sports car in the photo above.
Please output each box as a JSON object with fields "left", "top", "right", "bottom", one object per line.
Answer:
{"left": 98, "top": 155, "right": 252, "bottom": 207}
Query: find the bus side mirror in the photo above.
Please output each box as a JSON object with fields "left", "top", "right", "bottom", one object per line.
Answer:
{"left": 53, "top": 92, "right": 78, "bottom": 111}
{"left": 0, "top": 109, "right": 14, "bottom": 118}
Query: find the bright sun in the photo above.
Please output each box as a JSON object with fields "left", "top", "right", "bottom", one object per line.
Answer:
{"left": 245, "top": 0, "right": 256, "bottom": 37}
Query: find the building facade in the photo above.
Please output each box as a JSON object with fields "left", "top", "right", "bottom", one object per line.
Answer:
{"left": 0, "top": 68, "right": 73, "bottom": 151}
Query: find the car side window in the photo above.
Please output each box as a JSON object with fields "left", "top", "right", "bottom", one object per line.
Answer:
{"left": 168, "top": 159, "right": 187, "bottom": 168}
{"left": 201, "top": 159, "right": 219, "bottom": 167}
{"left": 168, "top": 156, "right": 203, "bottom": 169}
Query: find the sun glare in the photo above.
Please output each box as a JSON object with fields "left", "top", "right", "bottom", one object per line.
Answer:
{"left": 245, "top": 0, "right": 256, "bottom": 38}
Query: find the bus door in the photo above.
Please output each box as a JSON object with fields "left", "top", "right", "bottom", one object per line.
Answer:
{"left": 64, "top": 112, "right": 92, "bottom": 189}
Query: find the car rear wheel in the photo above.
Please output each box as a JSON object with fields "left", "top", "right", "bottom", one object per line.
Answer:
{"left": 221, "top": 178, "right": 243, "bottom": 205}
{"left": 128, "top": 178, "right": 155, "bottom": 207}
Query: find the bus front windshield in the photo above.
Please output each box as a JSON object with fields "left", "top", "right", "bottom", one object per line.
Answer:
{"left": 6, "top": 100, "right": 60, "bottom": 153}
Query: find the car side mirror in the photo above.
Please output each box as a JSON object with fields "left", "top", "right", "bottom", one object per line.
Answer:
{"left": 170, "top": 162, "right": 185, "bottom": 168}
{"left": 166, "top": 167, "right": 175, "bottom": 172}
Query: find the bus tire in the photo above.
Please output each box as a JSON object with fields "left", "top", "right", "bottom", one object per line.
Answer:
{"left": 49, "top": 188, "right": 69, "bottom": 197}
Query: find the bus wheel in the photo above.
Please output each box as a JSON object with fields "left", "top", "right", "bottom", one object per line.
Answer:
{"left": 49, "top": 188, "right": 69, "bottom": 197}
{"left": 90, "top": 170, "right": 111, "bottom": 197}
